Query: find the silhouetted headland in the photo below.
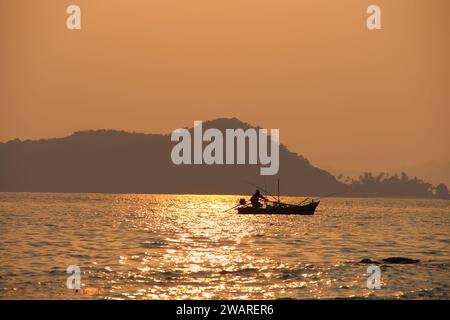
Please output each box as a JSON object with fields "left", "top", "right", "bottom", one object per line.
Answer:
{"left": 0, "top": 118, "right": 449, "bottom": 199}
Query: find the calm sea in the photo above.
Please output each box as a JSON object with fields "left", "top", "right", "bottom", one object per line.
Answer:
{"left": 0, "top": 193, "right": 449, "bottom": 299}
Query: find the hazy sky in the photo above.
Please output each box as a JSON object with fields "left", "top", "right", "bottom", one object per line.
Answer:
{"left": 1, "top": 0, "right": 449, "bottom": 176}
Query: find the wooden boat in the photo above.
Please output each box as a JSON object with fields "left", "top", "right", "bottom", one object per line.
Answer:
{"left": 237, "top": 200, "right": 319, "bottom": 215}
{"left": 235, "top": 180, "right": 320, "bottom": 215}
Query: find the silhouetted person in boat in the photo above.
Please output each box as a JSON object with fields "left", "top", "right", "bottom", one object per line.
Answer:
{"left": 250, "top": 190, "right": 268, "bottom": 208}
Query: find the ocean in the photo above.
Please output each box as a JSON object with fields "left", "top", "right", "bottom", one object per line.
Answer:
{"left": 0, "top": 193, "right": 448, "bottom": 299}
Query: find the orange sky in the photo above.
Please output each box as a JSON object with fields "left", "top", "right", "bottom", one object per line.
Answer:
{"left": 1, "top": 0, "right": 449, "bottom": 177}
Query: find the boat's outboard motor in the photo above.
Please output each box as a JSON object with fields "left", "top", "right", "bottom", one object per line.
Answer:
{"left": 239, "top": 198, "right": 246, "bottom": 205}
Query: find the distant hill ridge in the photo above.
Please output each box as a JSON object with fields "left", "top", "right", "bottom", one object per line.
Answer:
{"left": 0, "top": 118, "right": 342, "bottom": 195}
{"left": 0, "top": 118, "right": 448, "bottom": 199}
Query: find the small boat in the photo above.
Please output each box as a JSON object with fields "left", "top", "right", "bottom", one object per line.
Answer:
{"left": 236, "top": 180, "right": 320, "bottom": 215}
{"left": 237, "top": 200, "right": 320, "bottom": 215}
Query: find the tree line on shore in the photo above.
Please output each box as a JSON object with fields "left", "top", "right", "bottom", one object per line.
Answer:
{"left": 337, "top": 172, "right": 450, "bottom": 199}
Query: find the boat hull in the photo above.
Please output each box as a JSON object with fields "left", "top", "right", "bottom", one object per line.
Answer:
{"left": 237, "top": 201, "right": 319, "bottom": 215}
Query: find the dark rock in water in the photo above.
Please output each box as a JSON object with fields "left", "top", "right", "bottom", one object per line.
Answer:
{"left": 382, "top": 257, "right": 420, "bottom": 264}
{"left": 359, "top": 258, "right": 379, "bottom": 264}
{"left": 358, "top": 257, "right": 420, "bottom": 265}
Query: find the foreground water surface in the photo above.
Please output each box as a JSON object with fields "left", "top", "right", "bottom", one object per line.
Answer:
{"left": 0, "top": 193, "right": 449, "bottom": 299}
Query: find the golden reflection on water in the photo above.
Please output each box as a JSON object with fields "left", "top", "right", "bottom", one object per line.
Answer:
{"left": 0, "top": 193, "right": 449, "bottom": 299}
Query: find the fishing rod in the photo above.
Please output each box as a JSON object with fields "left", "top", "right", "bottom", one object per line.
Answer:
{"left": 244, "top": 180, "right": 300, "bottom": 207}
{"left": 264, "top": 177, "right": 267, "bottom": 198}
{"left": 244, "top": 181, "right": 348, "bottom": 207}
{"left": 297, "top": 190, "right": 348, "bottom": 205}
{"left": 299, "top": 197, "right": 311, "bottom": 205}
{"left": 316, "top": 190, "right": 348, "bottom": 200}
{"left": 298, "top": 191, "right": 347, "bottom": 205}
{"left": 246, "top": 180, "right": 315, "bottom": 206}
{"left": 244, "top": 180, "right": 279, "bottom": 202}
{"left": 277, "top": 179, "right": 280, "bottom": 203}
{"left": 223, "top": 181, "right": 277, "bottom": 213}
{"left": 223, "top": 203, "right": 242, "bottom": 213}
